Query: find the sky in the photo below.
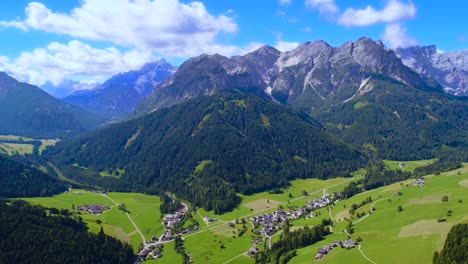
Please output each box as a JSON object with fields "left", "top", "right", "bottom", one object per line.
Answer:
{"left": 0, "top": 0, "right": 466, "bottom": 86}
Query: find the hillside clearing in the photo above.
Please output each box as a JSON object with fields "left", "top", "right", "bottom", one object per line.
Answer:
{"left": 398, "top": 220, "right": 452, "bottom": 237}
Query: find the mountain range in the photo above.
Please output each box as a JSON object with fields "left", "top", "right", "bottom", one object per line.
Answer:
{"left": 135, "top": 37, "right": 467, "bottom": 159}
{"left": 0, "top": 72, "right": 105, "bottom": 138}
{"left": 40, "top": 79, "right": 99, "bottom": 99}
{"left": 395, "top": 46, "right": 467, "bottom": 96}
{"left": 63, "top": 59, "right": 177, "bottom": 119}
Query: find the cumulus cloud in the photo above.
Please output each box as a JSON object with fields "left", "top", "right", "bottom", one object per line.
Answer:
{"left": 305, "top": 0, "right": 339, "bottom": 15}
{"left": 0, "top": 0, "right": 238, "bottom": 57}
{"left": 381, "top": 23, "right": 418, "bottom": 48}
{"left": 275, "top": 41, "right": 300, "bottom": 52}
{"left": 1, "top": 40, "right": 156, "bottom": 85}
{"left": 338, "top": 0, "right": 416, "bottom": 27}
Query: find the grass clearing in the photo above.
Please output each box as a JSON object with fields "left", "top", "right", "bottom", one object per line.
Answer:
{"left": 244, "top": 199, "right": 281, "bottom": 212}
{"left": 398, "top": 220, "right": 453, "bottom": 237}
{"left": 0, "top": 143, "right": 33, "bottom": 155}
{"left": 459, "top": 179, "right": 468, "bottom": 188}
{"left": 287, "top": 164, "right": 468, "bottom": 264}
{"left": 38, "top": 139, "right": 59, "bottom": 155}
{"left": 383, "top": 159, "right": 435, "bottom": 172}
{"left": 405, "top": 193, "right": 451, "bottom": 205}
{"left": 22, "top": 190, "right": 161, "bottom": 252}
{"left": 0, "top": 134, "right": 33, "bottom": 141}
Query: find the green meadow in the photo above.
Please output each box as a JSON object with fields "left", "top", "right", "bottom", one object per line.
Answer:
{"left": 287, "top": 164, "right": 468, "bottom": 264}
{"left": 19, "top": 161, "right": 468, "bottom": 263}
{"left": 383, "top": 159, "right": 436, "bottom": 172}
{"left": 23, "top": 190, "right": 162, "bottom": 253}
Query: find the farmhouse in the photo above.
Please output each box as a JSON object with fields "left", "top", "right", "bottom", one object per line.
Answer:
{"left": 342, "top": 238, "right": 357, "bottom": 249}
{"left": 412, "top": 177, "right": 425, "bottom": 187}
{"left": 76, "top": 204, "right": 110, "bottom": 215}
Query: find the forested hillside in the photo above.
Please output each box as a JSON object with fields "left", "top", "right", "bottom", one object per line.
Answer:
{"left": 316, "top": 78, "right": 468, "bottom": 160}
{"left": 46, "top": 91, "right": 365, "bottom": 213}
{"left": 0, "top": 155, "right": 66, "bottom": 197}
{"left": 0, "top": 72, "right": 105, "bottom": 138}
{"left": 0, "top": 200, "right": 134, "bottom": 263}
{"left": 433, "top": 223, "right": 468, "bottom": 264}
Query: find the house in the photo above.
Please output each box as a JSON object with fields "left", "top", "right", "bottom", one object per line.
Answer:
{"left": 342, "top": 238, "right": 357, "bottom": 249}
{"left": 313, "top": 253, "right": 324, "bottom": 260}
{"left": 317, "top": 245, "right": 330, "bottom": 254}
{"left": 412, "top": 178, "right": 425, "bottom": 187}
{"left": 248, "top": 245, "right": 259, "bottom": 257}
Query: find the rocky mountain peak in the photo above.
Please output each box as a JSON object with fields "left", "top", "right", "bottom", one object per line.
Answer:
{"left": 395, "top": 46, "right": 467, "bottom": 96}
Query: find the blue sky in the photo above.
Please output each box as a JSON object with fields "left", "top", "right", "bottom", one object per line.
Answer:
{"left": 0, "top": 0, "right": 466, "bottom": 86}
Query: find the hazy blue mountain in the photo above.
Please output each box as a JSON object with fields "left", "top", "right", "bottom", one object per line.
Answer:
{"left": 64, "top": 59, "right": 177, "bottom": 119}
{"left": 0, "top": 72, "right": 105, "bottom": 138}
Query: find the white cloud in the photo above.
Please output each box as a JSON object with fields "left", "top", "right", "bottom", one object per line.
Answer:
{"left": 381, "top": 23, "right": 418, "bottom": 48}
{"left": 0, "top": 39, "right": 266, "bottom": 86}
{"left": 1, "top": 0, "right": 238, "bottom": 57}
{"left": 338, "top": 0, "right": 416, "bottom": 27}
{"left": 1, "top": 40, "right": 156, "bottom": 85}
{"left": 305, "top": 0, "right": 339, "bottom": 15}
{"left": 275, "top": 41, "right": 300, "bottom": 52}
{"left": 279, "top": 0, "right": 292, "bottom": 5}
{"left": 301, "top": 26, "right": 312, "bottom": 32}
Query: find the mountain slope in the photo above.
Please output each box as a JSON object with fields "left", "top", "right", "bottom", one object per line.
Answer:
{"left": 316, "top": 78, "right": 468, "bottom": 159}
{"left": 136, "top": 37, "right": 467, "bottom": 159}
{"left": 0, "top": 201, "right": 134, "bottom": 263}
{"left": 395, "top": 45, "right": 467, "bottom": 96}
{"left": 47, "top": 91, "right": 365, "bottom": 213}
{"left": 64, "top": 60, "right": 177, "bottom": 119}
{"left": 0, "top": 72, "right": 105, "bottom": 138}
{"left": 0, "top": 155, "right": 66, "bottom": 197}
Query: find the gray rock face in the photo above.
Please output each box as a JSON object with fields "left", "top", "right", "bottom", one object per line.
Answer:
{"left": 395, "top": 46, "right": 467, "bottom": 96}
{"left": 139, "top": 37, "right": 441, "bottom": 114}
{"left": 64, "top": 59, "right": 177, "bottom": 119}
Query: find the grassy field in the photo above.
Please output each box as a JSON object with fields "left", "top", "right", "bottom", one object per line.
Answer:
{"left": 286, "top": 164, "right": 468, "bottom": 264}
{"left": 19, "top": 161, "right": 468, "bottom": 263}
{"left": 0, "top": 134, "right": 59, "bottom": 155}
{"left": 38, "top": 139, "right": 59, "bottom": 155}
{"left": 0, "top": 135, "right": 33, "bottom": 141}
{"left": 0, "top": 142, "right": 34, "bottom": 155}
{"left": 22, "top": 190, "right": 162, "bottom": 253}
{"left": 383, "top": 159, "right": 435, "bottom": 172}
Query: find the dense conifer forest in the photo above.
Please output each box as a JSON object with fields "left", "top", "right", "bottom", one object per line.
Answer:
{"left": 433, "top": 223, "right": 468, "bottom": 264}
{"left": 0, "top": 200, "right": 134, "bottom": 263}
{"left": 0, "top": 155, "right": 66, "bottom": 197}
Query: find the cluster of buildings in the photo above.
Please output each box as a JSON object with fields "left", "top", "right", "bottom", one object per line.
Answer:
{"left": 160, "top": 203, "right": 190, "bottom": 241}
{"left": 250, "top": 195, "right": 335, "bottom": 236}
{"left": 313, "top": 238, "right": 357, "bottom": 260}
{"left": 76, "top": 204, "right": 110, "bottom": 215}
{"left": 306, "top": 195, "right": 334, "bottom": 211}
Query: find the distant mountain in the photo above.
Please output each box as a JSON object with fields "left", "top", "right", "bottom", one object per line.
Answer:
{"left": 47, "top": 91, "right": 365, "bottom": 213}
{"left": 0, "top": 155, "right": 66, "bottom": 197}
{"left": 64, "top": 60, "right": 177, "bottom": 119}
{"left": 0, "top": 72, "right": 105, "bottom": 138}
{"left": 136, "top": 37, "right": 467, "bottom": 159}
{"left": 395, "top": 46, "right": 467, "bottom": 96}
{"left": 40, "top": 79, "right": 99, "bottom": 99}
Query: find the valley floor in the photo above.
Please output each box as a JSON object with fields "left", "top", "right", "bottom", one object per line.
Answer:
{"left": 22, "top": 163, "right": 468, "bottom": 264}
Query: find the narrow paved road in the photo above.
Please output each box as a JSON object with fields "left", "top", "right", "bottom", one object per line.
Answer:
{"left": 358, "top": 244, "right": 377, "bottom": 264}
{"left": 99, "top": 193, "right": 147, "bottom": 244}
